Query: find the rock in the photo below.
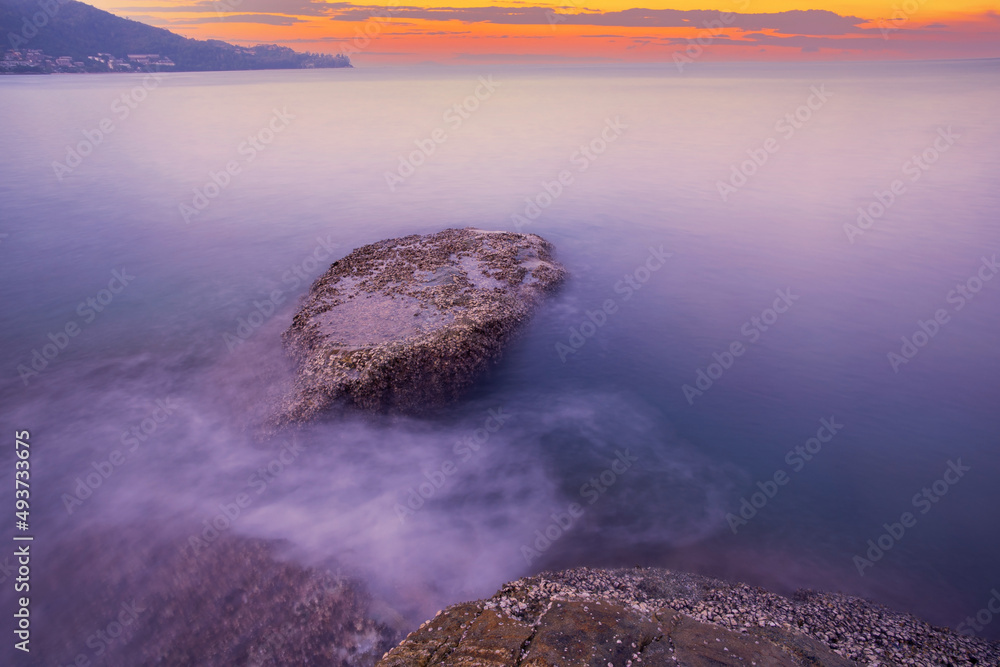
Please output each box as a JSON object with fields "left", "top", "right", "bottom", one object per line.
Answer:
{"left": 275, "top": 228, "right": 565, "bottom": 423}
{"left": 377, "top": 567, "right": 1000, "bottom": 667}
{"left": 378, "top": 607, "right": 535, "bottom": 667}
{"left": 519, "top": 599, "right": 662, "bottom": 666}
{"left": 34, "top": 529, "right": 402, "bottom": 667}
{"left": 380, "top": 597, "right": 850, "bottom": 667}
{"left": 377, "top": 603, "right": 487, "bottom": 667}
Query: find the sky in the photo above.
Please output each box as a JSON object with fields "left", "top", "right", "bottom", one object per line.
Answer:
{"left": 97, "top": 0, "right": 1000, "bottom": 65}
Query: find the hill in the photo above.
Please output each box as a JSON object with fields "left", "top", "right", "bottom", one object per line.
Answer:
{"left": 1, "top": 0, "right": 350, "bottom": 71}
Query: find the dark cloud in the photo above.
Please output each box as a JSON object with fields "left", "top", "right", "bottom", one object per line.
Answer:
{"left": 332, "top": 6, "right": 566, "bottom": 25}
{"left": 648, "top": 31, "right": 926, "bottom": 52}
{"left": 120, "top": 0, "right": 346, "bottom": 16}
{"left": 723, "top": 32, "right": 904, "bottom": 51}
{"left": 127, "top": 0, "right": 870, "bottom": 38}
{"left": 451, "top": 51, "right": 619, "bottom": 61}
{"left": 729, "top": 9, "right": 867, "bottom": 35}
{"left": 379, "top": 29, "right": 474, "bottom": 35}
{"left": 117, "top": 0, "right": 982, "bottom": 55}
{"left": 327, "top": 6, "right": 867, "bottom": 35}
{"left": 172, "top": 13, "right": 305, "bottom": 23}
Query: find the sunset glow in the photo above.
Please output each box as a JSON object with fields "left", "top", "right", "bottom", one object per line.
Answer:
{"left": 86, "top": 0, "right": 1000, "bottom": 65}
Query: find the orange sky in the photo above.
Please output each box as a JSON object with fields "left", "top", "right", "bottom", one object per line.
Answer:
{"left": 97, "top": 0, "right": 1000, "bottom": 64}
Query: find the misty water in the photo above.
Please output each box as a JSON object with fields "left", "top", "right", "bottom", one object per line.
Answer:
{"left": 1, "top": 60, "right": 999, "bottom": 661}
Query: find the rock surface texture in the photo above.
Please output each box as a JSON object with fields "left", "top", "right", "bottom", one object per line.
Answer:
{"left": 37, "top": 530, "right": 401, "bottom": 667}
{"left": 277, "top": 228, "right": 565, "bottom": 422}
{"left": 377, "top": 567, "right": 1000, "bottom": 666}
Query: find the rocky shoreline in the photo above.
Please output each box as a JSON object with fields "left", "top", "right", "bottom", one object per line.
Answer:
{"left": 34, "top": 530, "right": 998, "bottom": 666}
{"left": 274, "top": 228, "right": 565, "bottom": 424}
{"left": 31, "top": 530, "right": 402, "bottom": 667}
{"left": 233, "top": 229, "right": 999, "bottom": 665}
{"left": 378, "top": 567, "right": 999, "bottom": 666}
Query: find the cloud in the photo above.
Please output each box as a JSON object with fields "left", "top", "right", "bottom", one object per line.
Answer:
{"left": 121, "top": 0, "right": 344, "bottom": 16}
{"left": 451, "top": 52, "right": 619, "bottom": 61}
{"left": 113, "top": 0, "right": 1000, "bottom": 61}
{"left": 725, "top": 32, "right": 905, "bottom": 51}
{"left": 183, "top": 13, "right": 306, "bottom": 24}
{"left": 128, "top": 1, "right": 871, "bottom": 38}
{"left": 379, "top": 30, "right": 474, "bottom": 35}
{"left": 646, "top": 30, "right": 933, "bottom": 52}
{"left": 332, "top": 5, "right": 570, "bottom": 24}
{"left": 326, "top": 6, "right": 867, "bottom": 35}
{"left": 123, "top": 14, "right": 176, "bottom": 24}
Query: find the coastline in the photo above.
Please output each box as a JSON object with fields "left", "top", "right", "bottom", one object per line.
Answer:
{"left": 380, "top": 567, "right": 1000, "bottom": 666}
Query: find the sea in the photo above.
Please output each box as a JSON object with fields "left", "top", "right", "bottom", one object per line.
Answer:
{"left": 1, "top": 59, "right": 999, "bottom": 662}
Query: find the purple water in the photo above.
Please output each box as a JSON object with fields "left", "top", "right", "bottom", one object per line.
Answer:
{"left": 1, "top": 60, "right": 999, "bottom": 662}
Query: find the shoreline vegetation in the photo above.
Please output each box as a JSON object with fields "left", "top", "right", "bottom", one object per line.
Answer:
{"left": 0, "top": 0, "right": 350, "bottom": 74}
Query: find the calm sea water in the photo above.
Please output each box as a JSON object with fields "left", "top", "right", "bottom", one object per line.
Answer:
{"left": 1, "top": 60, "right": 999, "bottom": 657}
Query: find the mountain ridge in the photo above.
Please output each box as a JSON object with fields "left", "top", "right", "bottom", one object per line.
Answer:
{"left": 1, "top": 0, "right": 350, "bottom": 71}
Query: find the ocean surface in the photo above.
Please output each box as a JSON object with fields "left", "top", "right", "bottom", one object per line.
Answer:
{"left": 1, "top": 60, "right": 999, "bottom": 660}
